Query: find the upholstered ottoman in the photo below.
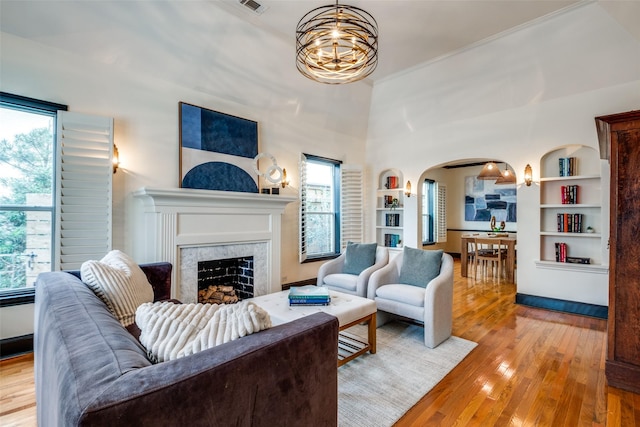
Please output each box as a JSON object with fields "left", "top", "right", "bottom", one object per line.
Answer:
{"left": 250, "top": 290, "right": 377, "bottom": 365}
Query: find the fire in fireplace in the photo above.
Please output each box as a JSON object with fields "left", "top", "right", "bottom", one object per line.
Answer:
{"left": 197, "top": 256, "right": 254, "bottom": 304}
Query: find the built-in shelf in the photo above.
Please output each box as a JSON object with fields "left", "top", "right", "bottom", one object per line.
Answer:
{"left": 376, "top": 169, "right": 405, "bottom": 248}
{"left": 540, "top": 204, "right": 600, "bottom": 209}
{"left": 539, "top": 231, "right": 601, "bottom": 237}
{"left": 539, "top": 146, "right": 603, "bottom": 265}
{"left": 539, "top": 174, "right": 600, "bottom": 182}
{"left": 534, "top": 260, "right": 609, "bottom": 274}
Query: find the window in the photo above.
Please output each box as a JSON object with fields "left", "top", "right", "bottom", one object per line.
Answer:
{"left": 0, "top": 93, "right": 67, "bottom": 303}
{"left": 422, "top": 179, "right": 447, "bottom": 245}
{"left": 422, "top": 180, "right": 436, "bottom": 245}
{"left": 299, "top": 154, "right": 341, "bottom": 261}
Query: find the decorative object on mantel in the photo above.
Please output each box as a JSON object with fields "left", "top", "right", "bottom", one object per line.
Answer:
{"left": 179, "top": 102, "right": 258, "bottom": 193}
{"left": 405, "top": 181, "right": 412, "bottom": 197}
{"left": 252, "top": 152, "right": 283, "bottom": 185}
{"left": 494, "top": 164, "right": 516, "bottom": 185}
{"left": 524, "top": 164, "right": 533, "bottom": 186}
{"left": 295, "top": 1, "right": 378, "bottom": 84}
{"left": 477, "top": 161, "right": 503, "bottom": 180}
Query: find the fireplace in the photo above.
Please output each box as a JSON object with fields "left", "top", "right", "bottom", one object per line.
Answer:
{"left": 133, "top": 187, "right": 296, "bottom": 302}
{"left": 197, "top": 256, "right": 254, "bottom": 303}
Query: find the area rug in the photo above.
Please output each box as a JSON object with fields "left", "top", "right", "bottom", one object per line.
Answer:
{"left": 338, "top": 321, "right": 477, "bottom": 427}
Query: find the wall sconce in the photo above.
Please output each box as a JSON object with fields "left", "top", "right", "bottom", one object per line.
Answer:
{"left": 405, "top": 180, "right": 412, "bottom": 197}
{"left": 281, "top": 168, "right": 290, "bottom": 188}
{"left": 112, "top": 144, "right": 120, "bottom": 174}
{"left": 524, "top": 164, "right": 533, "bottom": 186}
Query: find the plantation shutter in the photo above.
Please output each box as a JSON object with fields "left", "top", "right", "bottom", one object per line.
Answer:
{"left": 340, "top": 165, "right": 364, "bottom": 249}
{"left": 436, "top": 183, "right": 447, "bottom": 243}
{"left": 55, "top": 111, "right": 114, "bottom": 270}
{"left": 298, "top": 153, "right": 308, "bottom": 262}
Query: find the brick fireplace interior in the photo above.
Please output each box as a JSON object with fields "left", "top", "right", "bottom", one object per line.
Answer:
{"left": 197, "top": 256, "right": 254, "bottom": 304}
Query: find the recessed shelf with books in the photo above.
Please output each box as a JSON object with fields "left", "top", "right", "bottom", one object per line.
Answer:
{"left": 376, "top": 169, "right": 405, "bottom": 249}
{"left": 538, "top": 146, "right": 603, "bottom": 268}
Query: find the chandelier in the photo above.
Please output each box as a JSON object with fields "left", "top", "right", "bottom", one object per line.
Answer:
{"left": 295, "top": 1, "right": 379, "bottom": 84}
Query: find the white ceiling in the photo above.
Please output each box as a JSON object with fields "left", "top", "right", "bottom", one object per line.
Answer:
{"left": 218, "top": 0, "right": 582, "bottom": 82}
{"left": 1, "top": 0, "right": 600, "bottom": 85}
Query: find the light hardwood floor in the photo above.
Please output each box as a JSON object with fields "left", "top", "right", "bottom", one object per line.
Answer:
{"left": 1, "top": 259, "right": 639, "bottom": 426}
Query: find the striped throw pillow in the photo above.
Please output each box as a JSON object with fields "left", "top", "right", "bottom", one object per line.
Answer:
{"left": 81, "top": 250, "right": 154, "bottom": 327}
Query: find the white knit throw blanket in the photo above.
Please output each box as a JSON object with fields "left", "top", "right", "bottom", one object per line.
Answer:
{"left": 136, "top": 300, "right": 272, "bottom": 362}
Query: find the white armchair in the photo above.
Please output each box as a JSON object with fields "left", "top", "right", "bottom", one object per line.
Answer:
{"left": 368, "top": 250, "right": 454, "bottom": 348}
{"left": 317, "top": 245, "right": 389, "bottom": 297}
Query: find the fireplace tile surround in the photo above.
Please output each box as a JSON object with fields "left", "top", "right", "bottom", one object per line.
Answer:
{"left": 133, "top": 187, "right": 297, "bottom": 302}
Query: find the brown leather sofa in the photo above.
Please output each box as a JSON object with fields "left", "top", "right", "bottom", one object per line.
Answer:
{"left": 34, "top": 263, "right": 338, "bottom": 426}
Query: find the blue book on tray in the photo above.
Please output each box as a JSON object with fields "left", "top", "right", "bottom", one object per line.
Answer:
{"left": 289, "top": 299, "right": 330, "bottom": 306}
{"left": 288, "top": 285, "right": 330, "bottom": 298}
{"left": 288, "top": 285, "right": 331, "bottom": 305}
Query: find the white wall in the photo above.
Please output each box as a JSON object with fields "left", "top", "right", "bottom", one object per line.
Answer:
{"left": 366, "top": 3, "right": 640, "bottom": 306}
{"left": 0, "top": 4, "right": 372, "bottom": 339}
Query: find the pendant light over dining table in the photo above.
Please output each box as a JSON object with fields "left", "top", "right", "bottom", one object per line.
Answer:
{"left": 495, "top": 165, "right": 517, "bottom": 185}
{"left": 295, "top": 1, "right": 379, "bottom": 84}
{"left": 477, "top": 161, "right": 503, "bottom": 180}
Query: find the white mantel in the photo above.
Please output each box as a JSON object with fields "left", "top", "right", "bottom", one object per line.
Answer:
{"left": 133, "top": 187, "right": 297, "bottom": 300}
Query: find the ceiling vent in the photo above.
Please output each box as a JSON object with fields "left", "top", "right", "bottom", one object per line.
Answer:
{"left": 239, "top": 0, "right": 268, "bottom": 15}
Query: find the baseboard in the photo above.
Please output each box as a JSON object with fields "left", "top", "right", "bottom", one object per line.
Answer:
{"left": 606, "top": 359, "right": 640, "bottom": 394}
{"left": 515, "top": 293, "right": 608, "bottom": 319}
{"left": 281, "top": 278, "right": 317, "bottom": 291}
{"left": 0, "top": 334, "right": 33, "bottom": 359}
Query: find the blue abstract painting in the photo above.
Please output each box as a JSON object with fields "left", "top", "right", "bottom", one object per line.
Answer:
{"left": 180, "top": 102, "right": 258, "bottom": 193}
{"left": 464, "top": 176, "right": 517, "bottom": 223}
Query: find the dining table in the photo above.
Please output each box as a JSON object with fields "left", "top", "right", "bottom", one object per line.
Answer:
{"left": 461, "top": 233, "right": 517, "bottom": 283}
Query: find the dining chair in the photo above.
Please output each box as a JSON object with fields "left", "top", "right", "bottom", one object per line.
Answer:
{"left": 474, "top": 237, "right": 506, "bottom": 280}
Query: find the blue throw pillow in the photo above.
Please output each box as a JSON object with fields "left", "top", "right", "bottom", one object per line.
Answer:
{"left": 398, "top": 247, "right": 443, "bottom": 288}
{"left": 343, "top": 242, "right": 377, "bottom": 275}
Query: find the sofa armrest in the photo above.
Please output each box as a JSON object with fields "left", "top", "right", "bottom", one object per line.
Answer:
{"left": 77, "top": 312, "right": 339, "bottom": 427}
{"left": 356, "top": 247, "right": 390, "bottom": 297}
{"left": 139, "top": 262, "right": 172, "bottom": 301}
{"left": 317, "top": 252, "right": 346, "bottom": 286}
{"left": 423, "top": 253, "right": 454, "bottom": 348}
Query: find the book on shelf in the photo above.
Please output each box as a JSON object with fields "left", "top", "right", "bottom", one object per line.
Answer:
{"left": 560, "top": 185, "right": 579, "bottom": 204}
{"left": 384, "top": 233, "right": 401, "bottom": 247}
{"left": 385, "top": 213, "right": 400, "bottom": 227}
{"left": 385, "top": 175, "right": 399, "bottom": 189}
{"left": 559, "top": 157, "right": 577, "bottom": 177}
{"left": 566, "top": 256, "right": 591, "bottom": 264}
{"left": 556, "top": 213, "right": 583, "bottom": 233}
{"left": 555, "top": 242, "right": 568, "bottom": 262}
